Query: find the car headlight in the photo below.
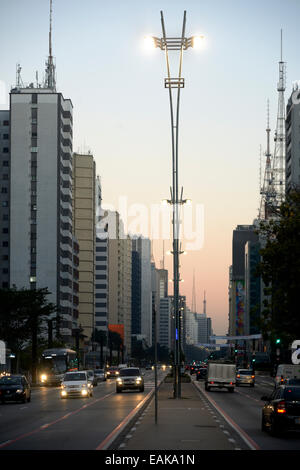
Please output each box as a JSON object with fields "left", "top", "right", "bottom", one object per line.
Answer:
{"left": 117, "top": 378, "right": 123, "bottom": 384}
{"left": 16, "top": 389, "right": 23, "bottom": 393}
{"left": 41, "top": 374, "right": 47, "bottom": 382}
{"left": 61, "top": 390, "right": 67, "bottom": 396}
{"left": 81, "top": 389, "right": 88, "bottom": 396}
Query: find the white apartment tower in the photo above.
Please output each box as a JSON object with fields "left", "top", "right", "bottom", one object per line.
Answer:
{"left": 9, "top": 86, "right": 77, "bottom": 344}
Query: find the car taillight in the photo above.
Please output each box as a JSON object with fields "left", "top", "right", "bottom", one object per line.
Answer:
{"left": 277, "top": 401, "right": 286, "bottom": 414}
{"left": 210, "top": 381, "right": 214, "bottom": 384}
{"left": 251, "top": 375, "right": 255, "bottom": 379}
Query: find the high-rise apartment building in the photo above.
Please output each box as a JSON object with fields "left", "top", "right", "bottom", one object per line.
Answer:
{"left": 0, "top": 110, "right": 10, "bottom": 289}
{"left": 95, "top": 177, "right": 109, "bottom": 334}
{"left": 286, "top": 87, "right": 300, "bottom": 192}
{"left": 73, "top": 152, "right": 96, "bottom": 343}
{"left": 9, "top": 86, "right": 77, "bottom": 345}
{"left": 107, "top": 211, "right": 132, "bottom": 358}
{"left": 132, "top": 237, "right": 152, "bottom": 348}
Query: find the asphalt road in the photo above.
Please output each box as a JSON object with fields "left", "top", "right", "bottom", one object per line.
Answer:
{"left": 0, "top": 370, "right": 162, "bottom": 450}
{"left": 195, "top": 374, "right": 300, "bottom": 451}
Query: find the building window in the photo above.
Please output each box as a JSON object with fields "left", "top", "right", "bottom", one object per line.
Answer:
{"left": 2, "top": 161, "right": 9, "bottom": 166}
{"left": 2, "top": 201, "right": 8, "bottom": 207}
{"left": 31, "top": 94, "right": 38, "bottom": 104}
{"left": 3, "top": 121, "right": 9, "bottom": 126}
{"left": 2, "top": 148, "right": 9, "bottom": 153}
{"left": 96, "top": 275, "right": 107, "bottom": 280}
{"left": 3, "top": 134, "right": 9, "bottom": 140}
{"left": 96, "top": 284, "right": 107, "bottom": 289}
{"left": 96, "top": 256, "right": 107, "bottom": 261}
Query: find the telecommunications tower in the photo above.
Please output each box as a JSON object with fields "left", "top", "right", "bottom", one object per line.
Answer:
{"left": 259, "top": 30, "right": 286, "bottom": 219}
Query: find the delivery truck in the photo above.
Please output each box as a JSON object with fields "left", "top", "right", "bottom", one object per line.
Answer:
{"left": 205, "top": 361, "right": 236, "bottom": 393}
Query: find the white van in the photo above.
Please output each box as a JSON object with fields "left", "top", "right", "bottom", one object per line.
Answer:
{"left": 275, "top": 364, "right": 300, "bottom": 386}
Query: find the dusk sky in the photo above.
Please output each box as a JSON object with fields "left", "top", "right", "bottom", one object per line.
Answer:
{"left": 1, "top": 0, "right": 300, "bottom": 335}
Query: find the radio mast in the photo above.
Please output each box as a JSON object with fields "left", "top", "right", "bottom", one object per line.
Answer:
{"left": 271, "top": 29, "right": 286, "bottom": 209}
{"left": 44, "top": 0, "right": 56, "bottom": 90}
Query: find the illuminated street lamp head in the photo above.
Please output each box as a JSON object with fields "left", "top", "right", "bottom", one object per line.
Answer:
{"left": 143, "top": 36, "right": 156, "bottom": 51}
{"left": 192, "top": 35, "right": 206, "bottom": 50}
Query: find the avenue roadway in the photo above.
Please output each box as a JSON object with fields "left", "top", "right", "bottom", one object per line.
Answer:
{"left": 1, "top": 371, "right": 300, "bottom": 451}
{"left": 0, "top": 369, "right": 162, "bottom": 450}
{"left": 195, "top": 374, "right": 300, "bottom": 451}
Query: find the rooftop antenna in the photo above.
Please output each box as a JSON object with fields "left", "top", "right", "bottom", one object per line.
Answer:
{"left": 45, "top": 0, "right": 56, "bottom": 90}
{"left": 203, "top": 290, "right": 206, "bottom": 316}
{"left": 160, "top": 240, "right": 165, "bottom": 269}
{"left": 191, "top": 269, "right": 197, "bottom": 313}
{"left": 16, "top": 63, "right": 23, "bottom": 88}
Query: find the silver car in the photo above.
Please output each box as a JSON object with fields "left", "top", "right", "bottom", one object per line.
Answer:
{"left": 116, "top": 367, "right": 144, "bottom": 393}
{"left": 60, "top": 371, "right": 93, "bottom": 398}
{"left": 236, "top": 369, "right": 255, "bottom": 387}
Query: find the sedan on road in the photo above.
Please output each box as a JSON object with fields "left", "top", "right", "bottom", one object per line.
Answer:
{"left": 261, "top": 385, "right": 300, "bottom": 436}
{"left": 106, "top": 367, "right": 120, "bottom": 379}
{"left": 236, "top": 369, "right": 255, "bottom": 387}
{"left": 94, "top": 369, "right": 107, "bottom": 382}
{"left": 196, "top": 368, "right": 207, "bottom": 381}
{"left": 60, "top": 371, "right": 93, "bottom": 399}
{"left": 0, "top": 374, "right": 31, "bottom": 404}
{"left": 116, "top": 368, "right": 144, "bottom": 393}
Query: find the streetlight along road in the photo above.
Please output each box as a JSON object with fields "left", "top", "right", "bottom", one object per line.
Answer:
{"left": 145, "top": 11, "right": 204, "bottom": 398}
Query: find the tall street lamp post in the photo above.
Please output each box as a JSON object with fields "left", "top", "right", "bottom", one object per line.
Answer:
{"left": 147, "top": 11, "right": 203, "bottom": 398}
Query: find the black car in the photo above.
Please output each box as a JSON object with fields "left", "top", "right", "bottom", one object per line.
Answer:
{"left": 190, "top": 365, "right": 200, "bottom": 375}
{"left": 0, "top": 375, "right": 31, "bottom": 404}
{"left": 261, "top": 385, "right": 300, "bottom": 435}
{"left": 196, "top": 368, "right": 207, "bottom": 381}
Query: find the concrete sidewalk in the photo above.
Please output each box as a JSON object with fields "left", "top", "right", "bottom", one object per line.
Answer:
{"left": 116, "top": 381, "right": 248, "bottom": 451}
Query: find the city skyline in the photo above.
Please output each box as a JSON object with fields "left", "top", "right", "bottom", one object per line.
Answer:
{"left": 1, "top": 0, "right": 300, "bottom": 335}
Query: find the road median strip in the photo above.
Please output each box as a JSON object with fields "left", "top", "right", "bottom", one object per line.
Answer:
{"left": 96, "top": 376, "right": 165, "bottom": 450}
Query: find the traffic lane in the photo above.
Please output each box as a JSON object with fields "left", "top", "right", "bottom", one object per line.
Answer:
{"left": 0, "top": 380, "right": 116, "bottom": 448}
{"left": 0, "top": 372, "right": 161, "bottom": 450}
{"left": 3, "top": 383, "right": 152, "bottom": 450}
{"left": 198, "top": 381, "right": 300, "bottom": 451}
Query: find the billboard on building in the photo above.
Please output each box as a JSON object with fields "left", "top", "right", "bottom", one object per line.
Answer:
{"left": 235, "top": 280, "right": 245, "bottom": 335}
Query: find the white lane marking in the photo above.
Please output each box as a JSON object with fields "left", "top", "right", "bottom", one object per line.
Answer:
{"left": 0, "top": 440, "right": 11, "bottom": 446}
{"left": 40, "top": 423, "right": 50, "bottom": 429}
